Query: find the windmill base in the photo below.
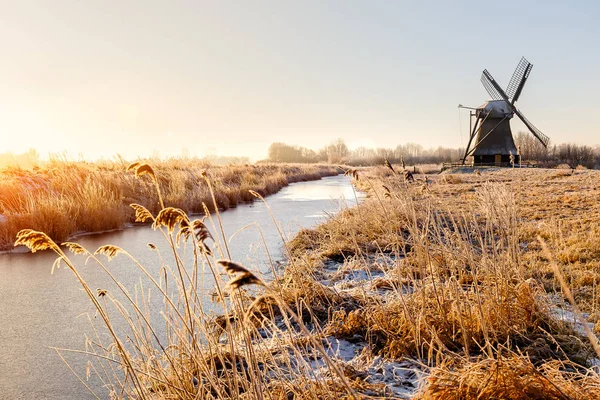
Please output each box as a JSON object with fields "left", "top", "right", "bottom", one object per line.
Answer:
{"left": 474, "top": 154, "right": 520, "bottom": 166}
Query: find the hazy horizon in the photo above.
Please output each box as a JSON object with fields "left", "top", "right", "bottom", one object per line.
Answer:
{"left": 2, "top": 1, "right": 599, "bottom": 161}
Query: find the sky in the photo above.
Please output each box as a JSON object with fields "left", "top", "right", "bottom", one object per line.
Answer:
{"left": 1, "top": 1, "right": 599, "bottom": 161}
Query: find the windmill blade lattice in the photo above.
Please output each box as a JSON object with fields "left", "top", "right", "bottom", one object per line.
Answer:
{"left": 506, "top": 57, "right": 533, "bottom": 103}
{"left": 513, "top": 109, "right": 550, "bottom": 147}
{"left": 481, "top": 67, "right": 549, "bottom": 148}
{"left": 481, "top": 70, "right": 506, "bottom": 101}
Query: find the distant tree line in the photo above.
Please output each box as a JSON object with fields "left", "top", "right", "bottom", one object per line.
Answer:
{"left": 268, "top": 135, "right": 600, "bottom": 169}
{"left": 268, "top": 139, "right": 350, "bottom": 164}
{"left": 267, "top": 139, "right": 464, "bottom": 165}
{"left": 514, "top": 131, "right": 600, "bottom": 168}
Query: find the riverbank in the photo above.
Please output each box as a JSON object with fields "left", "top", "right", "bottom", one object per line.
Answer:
{"left": 13, "top": 165, "right": 600, "bottom": 398}
{"left": 274, "top": 166, "right": 600, "bottom": 398}
{"left": 3, "top": 174, "right": 364, "bottom": 399}
{"left": 0, "top": 160, "right": 341, "bottom": 251}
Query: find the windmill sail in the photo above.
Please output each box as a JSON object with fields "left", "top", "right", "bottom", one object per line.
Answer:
{"left": 506, "top": 57, "right": 533, "bottom": 104}
{"left": 513, "top": 109, "right": 550, "bottom": 147}
{"left": 481, "top": 70, "right": 505, "bottom": 101}
{"left": 481, "top": 64, "right": 549, "bottom": 148}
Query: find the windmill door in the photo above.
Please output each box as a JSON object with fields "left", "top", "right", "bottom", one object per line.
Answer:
{"left": 495, "top": 155, "right": 502, "bottom": 166}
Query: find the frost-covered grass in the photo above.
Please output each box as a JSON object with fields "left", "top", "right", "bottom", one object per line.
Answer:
{"left": 14, "top": 164, "right": 600, "bottom": 399}
{"left": 0, "top": 159, "right": 340, "bottom": 250}
{"left": 284, "top": 166, "right": 600, "bottom": 398}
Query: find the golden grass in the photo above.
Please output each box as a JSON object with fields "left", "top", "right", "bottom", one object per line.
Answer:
{"left": 283, "top": 165, "right": 600, "bottom": 397}
{"left": 0, "top": 159, "right": 340, "bottom": 250}
{"left": 416, "top": 353, "right": 600, "bottom": 399}
{"left": 15, "top": 165, "right": 361, "bottom": 399}
{"left": 13, "top": 163, "right": 600, "bottom": 398}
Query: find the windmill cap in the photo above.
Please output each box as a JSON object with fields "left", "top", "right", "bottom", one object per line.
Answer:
{"left": 477, "top": 100, "right": 514, "bottom": 118}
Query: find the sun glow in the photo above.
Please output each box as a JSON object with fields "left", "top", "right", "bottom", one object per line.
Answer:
{"left": 0, "top": 105, "right": 69, "bottom": 156}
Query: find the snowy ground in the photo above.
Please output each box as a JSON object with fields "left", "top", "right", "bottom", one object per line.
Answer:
{"left": 307, "top": 255, "right": 600, "bottom": 398}
{"left": 244, "top": 253, "right": 600, "bottom": 398}
{"left": 316, "top": 254, "right": 426, "bottom": 398}
{"left": 321, "top": 336, "right": 425, "bottom": 398}
{"left": 549, "top": 293, "right": 597, "bottom": 337}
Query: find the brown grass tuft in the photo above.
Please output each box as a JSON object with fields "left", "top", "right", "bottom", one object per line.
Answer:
{"left": 226, "top": 272, "right": 264, "bottom": 290}
{"left": 218, "top": 259, "right": 251, "bottom": 275}
{"left": 127, "top": 162, "right": 157, "bottom": 181}
{"left": 417, "top": 354, "right": 600, "bottom": 400}
{"left": 61, "top": 242, "right": 88, "bottom": 255}
{"left": 0, "top": 161, "right": 340, "bottom": 251}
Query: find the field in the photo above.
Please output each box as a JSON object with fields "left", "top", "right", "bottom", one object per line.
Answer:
{"left": 286, "top": 166, "right": 600, "bottom": 398}
{"left": 0, "top": 160, "right": 340, "bottom": 251}
{"left": 14, "top": 164, "right": 600, "bottom": 399}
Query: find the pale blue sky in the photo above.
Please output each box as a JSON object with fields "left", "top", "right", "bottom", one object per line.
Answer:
{"left": 1, "top": 1, "right": 598, "bottom": 160}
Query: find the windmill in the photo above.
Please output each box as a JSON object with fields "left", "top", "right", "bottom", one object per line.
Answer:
{"left": 460, "top": 57, "right": 549, "bottom": 166}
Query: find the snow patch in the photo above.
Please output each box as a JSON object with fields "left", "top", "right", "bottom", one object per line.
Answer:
{"left": 314, "top": 337, "right": 425, "bottom": 398}
{"left": 551, "top": 306, "right": 596, "bottom": 336}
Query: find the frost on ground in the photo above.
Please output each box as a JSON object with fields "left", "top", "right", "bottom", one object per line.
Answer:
{"left": 549, "top": 293, "right": 597, "bottom": 337}
{"left": 309, "top": 255, "right": 425, "bottom": 398}
{"left": 227, "top": 253, "right": 428, "bottom": 398}
{"left": 322, "top": 337, "right": 425, "bottom": 398}
{"left": 250, "top": 317, "right": 426, "bottom": 398}
{"left": 279, "top": 253, "right": 600, "bottom": 398}
{"left": 321, "top": 253, "right": 402, "bottom": 296}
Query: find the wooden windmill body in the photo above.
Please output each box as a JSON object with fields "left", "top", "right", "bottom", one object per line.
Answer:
{"left": 461, "top": 57, "right": 550, "bottom": 166}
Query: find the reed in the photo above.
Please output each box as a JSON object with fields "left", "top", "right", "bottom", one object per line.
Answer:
{"left": 285, "top": 166, "right": 600, "bottom": 397}
{"left": 14, "top": 163, "right": 600, "bottom": 398}
{"left": 0, "top": 159, "right": 340, "bottom": 250}
{"left": 16, "top": 164, "right": 358, "bottom": 399}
